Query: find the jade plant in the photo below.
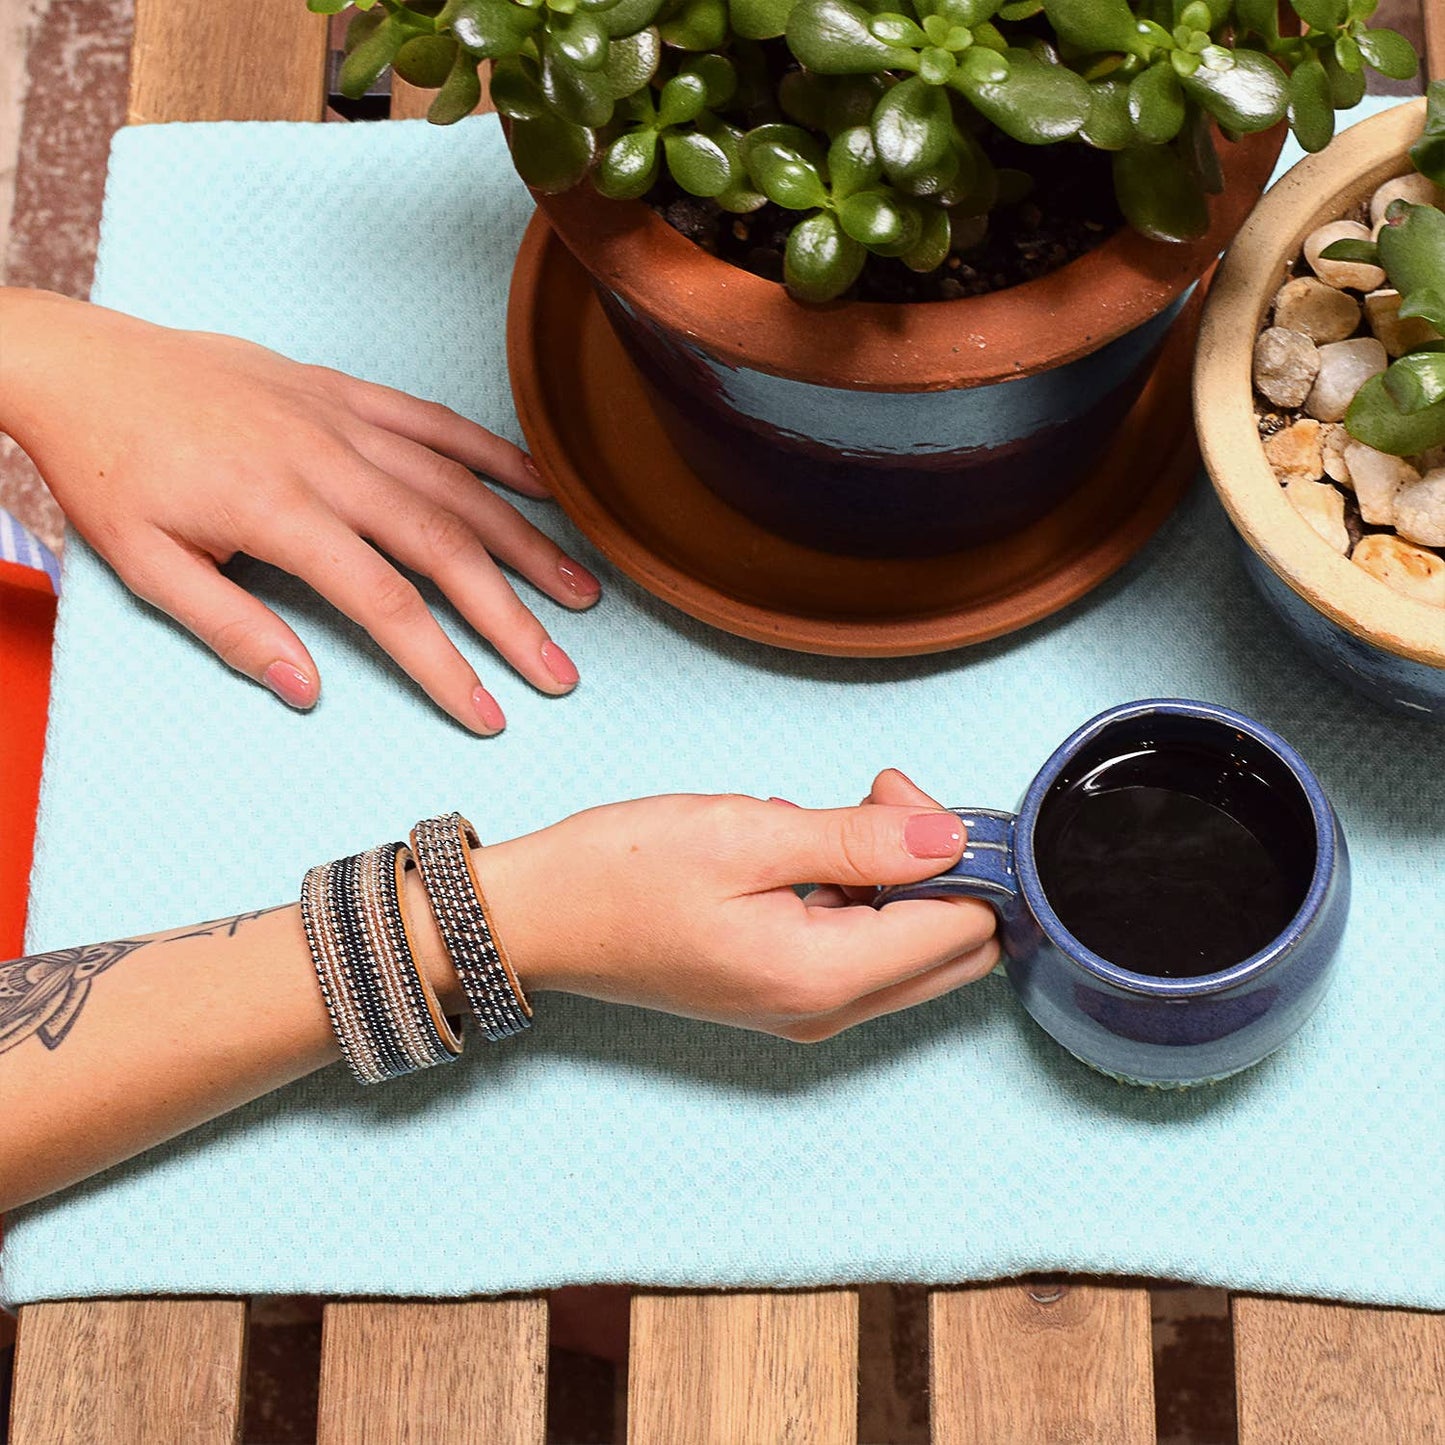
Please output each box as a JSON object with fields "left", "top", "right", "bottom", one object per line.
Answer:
{"left": 1322, "top": 80, "right": 1445, "bottom": 456}
{"left": 309, "top": 0, "right": 1419, "bottom": 300}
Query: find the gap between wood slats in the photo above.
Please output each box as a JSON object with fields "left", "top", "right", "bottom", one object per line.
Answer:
{"left": 390, "top": 69, "right": 495, "bottom": 121}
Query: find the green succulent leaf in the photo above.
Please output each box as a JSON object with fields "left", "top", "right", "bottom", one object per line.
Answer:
{"left": 1113, "top": 142, "right": 1210, "bottom": 240}
{"left": 1333, "top": 32, "right": 1364, "bottom": 73}
{"left": 932, "top": 0, "right": 998, "bottom": 25}
{"left": 309, "top": 0, "right": 354, "bottom": 13}
{"left": 918, "top": 47, "right": 956, "bottom": 84}
{"left": 872, "top": 12, "right": 928, "bottom": 46}
{"left": 900, "top": 203, "right": 953, "bottom": 270}
{"left": 1286, "top": 54, "right": 1335, "bottom": 152}
{"left": 1041, "top": 0, "right": 1147, "bottom": 57}
{"left": 1318, "top": 236, "right": 1380, "bottom": 264}
{"left": 784, "top": 211, "right": 866, "bottom": 301}
{"left": 951, "top": 47, "right": 1090, "bottom": 144}
{"left": 838, "top": 187, "right": 914, "bottom": 247}
{"left": 1345, "top": 374, "right": 1445, "bottom": 455}
{"left": 1322, "top": 47, "right": 1367, "bottom": 107}
{"left": 1179, "top": 101, "right": 1224, "bottom": 193}
{"left": 597, "top": 0, "right": 666, "bottom": 33}
{"left": 338, "top": 15, "right": 407, "bottom": 97}
{"left": 1409, "top": 80, "right": 1445, "bottom": 187}
{"left": 701, "top": 118, "right": 768, "bottom": 210}
{"left": 1383, "top": 349, "right": 1445, "bottom": 414}
{"left": 996, "top": 0, "right": 1043, "bottom": 17}
{"left": 1355, "top": 27, "right": 1418, "bottom": 80}
{"left": 1179, "top": 48, "right": 1287, "bottom": 132}
{"left": 828, "top": 124, "right": 884, "bottom": 197}
{"left": 658, "top": 71, "right": 709, "bottom": 124}
{"left": 663, "top": 129, "right": 733, "bottom": 194}
{"left": 509, "top": 110, "right": 598, "bottom": 190}
{"left": 540, "top": 43, "right": 616, "bottom": 124}
{"left": 1128, "top": 63, "right": 1185, "bottom": 144}
{"left": 343, "top": 8, "right": 385, "bottom": 55}
{"left": 601, "top": 25, "right": 661, "bottom": 95}
{"left": 748, "top": 139, "right": 830, "bottom": 208}
{"left": 596, "top": 127, "right": 661, "bottom": 196}
{"left": 448, "top": 0, "right": 540, "bottom": 58}
{"left": 553, "top": 12, "right": 610, "bottom": 67}
{"left": 427, "top": 48, "right": 484, "bottom": 119}
{"left": 392, "top": 33, "right": 457, "bottom": 87}
{"left": 489, "top": 55, "right": 550, "bottom": 115}
{"left": 1082, "top": 77, "right": 1134, "bottom": 150}
{"left": 1377, "top": 203, "right": 1445, "bottom": 328}
{"left": 681, "top": 53, "right": 737, "bottom": 106}
{"left": 659, "top": 0, "right": 728, "bottom": 47}
{"left": 786, "top": 0, "right": 899, "bottom": 73}
{"left": 743, "top": 122, "right": 827, "bottom": 169}
{"left": 872, "top": 76, "right": 954, "bottom": 179}
{"left": 1233, "top": 0, "right": 1279, "bottom": 42}
{"left": 1291, "top": 0, "right": 1348, "bottom": 28}
{"left": 729, "top": 0, "right": 796, "bottom": 36}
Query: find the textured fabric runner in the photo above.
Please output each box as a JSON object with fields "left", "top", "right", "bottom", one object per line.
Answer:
{"left": 3, "top": 98, "right": 1442, "bottom": 1309}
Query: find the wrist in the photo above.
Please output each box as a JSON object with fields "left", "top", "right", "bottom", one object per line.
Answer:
{"left": 0, "top": 288, "right": 85, "bottom": 442}
{"left": 468, "top": 831, "right": 561, "bottom": 995}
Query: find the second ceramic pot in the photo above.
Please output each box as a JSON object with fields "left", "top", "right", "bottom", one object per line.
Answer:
{"left": 537, "top": 126, "right": 1283, "bottom": 559}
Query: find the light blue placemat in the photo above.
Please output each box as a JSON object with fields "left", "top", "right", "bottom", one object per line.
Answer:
{"left": 4, "top": 100, "right": 1442, "bottom": 1309}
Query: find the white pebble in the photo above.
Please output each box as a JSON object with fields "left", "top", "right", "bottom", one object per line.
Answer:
{"left": 1370, "top": 173, "right": 1444, "bottom": 227}
{"left": 1284, "top": 479, "right": 1350, "bottom": 554}
{"left": 1352, "top": 533, "right": 1445, "bottom": 608}
{"left": 1304, "top": 220, "right": 1386, "bottom": 291}
{"left": 1393, "top": 469, "right": 1445, "bottom": 548}
{"left": 1364, "top": 288, "right": 1442, "bottom": 358}
{"left": 1273, "top": 276, "right": 1361, "bottom": 343}
{"left": 1321, "top": 423, "right": 1353, "bottom": 482}
{"left": 1254, "top": 326, "right": 1320, "bottom": 408}
{"left": 1305, "top": 338, "right": 1388, "bottom": 423}
{"left": 1342, "top": 441, "right": 1417, "bottom": 525}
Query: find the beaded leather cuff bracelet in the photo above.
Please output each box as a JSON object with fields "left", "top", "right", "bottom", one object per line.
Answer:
{"left": 410, "top": 812, "right": 532, "bottom": 1042}
{"left": 301, "top": 842, "right": 463, "bottom": 1085}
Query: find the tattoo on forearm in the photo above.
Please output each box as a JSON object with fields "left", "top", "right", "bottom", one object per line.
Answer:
{"left": 0, "top": 905, "right": 289, "bottom": 1056}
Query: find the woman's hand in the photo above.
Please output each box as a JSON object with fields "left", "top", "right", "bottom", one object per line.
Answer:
{"left": 479, "top": 770, "right": 999, "bottom": 1041}
{"left": 0, "top": 288, "right": 600, "bottom": 734}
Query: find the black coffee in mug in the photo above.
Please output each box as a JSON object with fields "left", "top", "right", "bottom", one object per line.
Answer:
{"left": 1032, "top": 736, "right": 1317, "bottom": 977}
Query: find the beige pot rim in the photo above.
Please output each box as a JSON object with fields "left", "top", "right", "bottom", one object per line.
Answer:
{"left": 1195, "top": 98, "right": 1445, "bottom": 669}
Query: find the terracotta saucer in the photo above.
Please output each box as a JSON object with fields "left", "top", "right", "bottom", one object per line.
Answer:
{"left": 507, "top": 212, "right": 1205, "bottom": 658}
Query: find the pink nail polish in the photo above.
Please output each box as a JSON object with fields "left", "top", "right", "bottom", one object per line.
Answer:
{"left": 522, "top": 455, "right": 544, "bottom": 482}
{"left": 262, "top": 662, "right": 314, "bottom": 709}
{"left": 541, "top": 640, "right": 580, "bottom": 688}
{"left": 557, "top": 559, "right": 601, "bottom": 603}
{"left": 471, "top": 687, "right": 506, "bottom": 734}
{"left": 904, "top": 812, "right": 963, "bottom": 859}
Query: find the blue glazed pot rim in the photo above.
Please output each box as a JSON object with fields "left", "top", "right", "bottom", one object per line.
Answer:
{"left": 1013, "top": 698, "right": 1338, "bottom": 999}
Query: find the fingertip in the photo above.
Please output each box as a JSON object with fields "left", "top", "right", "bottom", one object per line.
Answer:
{"left": 517, "top": 454, "right": 552, "bottom": 499}
{"left": 262, "top": 661, "right": 319, "bottom": 710}
{"left": 556, "top": 559, "right": 602, "bottom": 609}
{"left": 540, "top": 640, "right": 580, "bottom": 693}
{"left": 470, "top": 686, "right": 507, "bottom": 736}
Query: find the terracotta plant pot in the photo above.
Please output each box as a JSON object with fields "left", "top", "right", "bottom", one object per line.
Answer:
{"left": 535, "top": 126, "right": 1283, "bottom": 559}
{"left": 1196, "top": 100, "right": 1445, "bottom": 719}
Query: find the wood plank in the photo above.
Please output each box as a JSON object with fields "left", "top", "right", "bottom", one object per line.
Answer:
{"left": 316, "top": 1299, "right": 547, "bottom": 1445}
{"left": 628, "top": 1289, "right": 858, "bottom": 1445}
{"left": 128, "top": 0, "right": 329, "bottom": 124}
{"left": 1426, "top": 0, "right": 1444, "bottom": 82}
{"left": 930, "top": 1281, "right": 1155, "bottom": 1445}
{"left": 390, "top": 69, "right": 494, "bottom": 121}
{"left": 1234, "top": 1297, "right": 1445, "bottom": 1444}
{"left": 9, "top": 1299, "right": 247, "bottom": 1445}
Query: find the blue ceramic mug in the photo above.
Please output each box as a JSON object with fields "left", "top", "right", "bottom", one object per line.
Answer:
{"left": 879, "top": 700, "right": 1350, "bottom": 1087}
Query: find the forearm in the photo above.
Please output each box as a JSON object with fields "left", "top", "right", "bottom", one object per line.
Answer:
{"left": 0, "top": 875, "right": 464, "bottom": 1213}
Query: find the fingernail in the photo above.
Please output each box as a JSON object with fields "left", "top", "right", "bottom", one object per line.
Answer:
{"left": 471, "top": 686, "right": 506, "bottom": 734}
{"left": 557, "top": 559, "right": 601, "bottom": 604}
{"left": 768, "top": 796, "right": 801, "bottom": 807}
{"left": 904, "top": 812, "right": 963, "bottom": 859}
{"left": 541, "top": 640, "right": 580, "bottom": 688}
{"left": 522, "top": 454, "right": 544, "bottom": 483}
{"left": 262, "top": 662, "right": 315, "bottom": 709}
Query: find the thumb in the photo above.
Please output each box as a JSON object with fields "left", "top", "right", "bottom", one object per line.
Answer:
{"left": 120, "top": 539, "right": 320, "bottom": 709}
{"left": 756, "top": 803, "right": 965, "bottom": 890}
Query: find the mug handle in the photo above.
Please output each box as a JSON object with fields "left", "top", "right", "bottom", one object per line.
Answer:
{"left": 875, "top": 808, "right": 1040, "bottom": 958}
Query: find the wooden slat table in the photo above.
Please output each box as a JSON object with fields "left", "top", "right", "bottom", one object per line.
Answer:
{"left": 8, "top": 4, "right": 1444, "bottom": 1440}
